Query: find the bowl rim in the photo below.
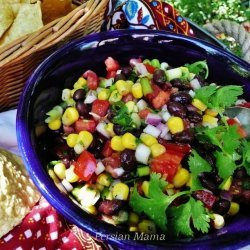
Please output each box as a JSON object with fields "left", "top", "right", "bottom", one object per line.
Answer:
{"left": 16, "top": 29, "right": 250, "bottom": 250}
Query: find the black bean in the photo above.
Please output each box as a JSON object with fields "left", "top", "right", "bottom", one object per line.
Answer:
{"left": 88, "top": 134, "right": 105, "bottom": 158}
{"left": 170, "top": 91, "right": 192, "bottom": 104}
{"left": 172, "top": 129, "right": 194, "bottom": 143}
{"left": 167, "top": 101, "right": 187, "bottom": 118}
{"left": 62, "top": 158, "right": 71, "bottom": 168}
{"left": 153, "top": 69, "right": 167, "bottom": 86}
{"left": 234, "top": 167, "right": 247, "bottom": 179}
{"left": 161, "top": 82, "right": 172, "bottom": 91}
{"left": 195, "top": 75, "right": 205, "bottom": 86}
{"left": 121, "top": 66, "right": 133, "bottom": 77}
{"left": 198, "top": 172, "right": 218, "bottom": 192}
{"left": 76, "top": 101, "right": 89, "bottom": 117}
{"left": 121, "top": 149, "right": 136, "bottom": 171}
{"left": 113, "top": 124, "right": 127, "bottom": 136}
{"left": 170, "top": 78, "right": 183, "bottom": 88}
{"left": 73, "top": 89, "right": 85, "bottom": 101}
{"left": 114, "top": 73, "right": 126, "bottom": 82}
{"left": 186, "top": 104, "right": 199, "bottom": 112}
{"left": 188, "top": 111, "right": 203, "bottom": 123}
{"left": 98, "top": 199, "right": 124, "bottom": 215}
{"left": 241, "top": 190, "right": 250, "bottom": 204}
{"left": 213, "top": 199, "right": 231, "bottom": 215}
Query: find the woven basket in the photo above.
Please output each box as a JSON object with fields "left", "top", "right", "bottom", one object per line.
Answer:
{"left": 0, "top": 0, "right": 109, "bottom": 111}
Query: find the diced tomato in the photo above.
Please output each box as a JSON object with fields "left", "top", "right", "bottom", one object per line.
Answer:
{"left": 238, "top": 102, "right": 250, "bottom": 108}
{"left": 105, "top": 57, "right": 120, "bottom": 72}
{"left": 152, "top": 91, "right": 171, "bottom": 109}
{"left": 102, "top": 153, "right": 121, "bottom": 169}
{"left": 106, "top": 70, "right": 116, "bottom": 79}
{"left": 192, "top": 190, "right": 217, "bottom": 210}
{"left": 158, "top": 139, "right": 192, "bottom": 155}
{"left": 102, "top": 140, "right": 113, "bottom": 157}
{"left": 146, "top": 84, "right": 161, "bottom": 102}
{"left": 139, "top": 108, "right": 151, "bottom": 119}
{"left": 122, "top": 93, "right": 134, "bottom": 103}
{"left": 74, "top": 150, "right": 97, "bottom": 181}
{"left": 83, "top": 70, "right": 99, "bottom": 90}
{"left": 227, "top": 118, "right": 248, "bottom": 138}
{"left": 150, "top": 151, "right": 184, "bottom": 182}
{"left": 144, "top": 63, "right": 156, "bottom": 74}
{"left": 91, "top": 100, "right": 110, "bottom": 117}
{"left": 75, "top": 119, "right": 96, "bottom": 133}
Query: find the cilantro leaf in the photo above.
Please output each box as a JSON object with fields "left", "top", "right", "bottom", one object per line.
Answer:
{"left": 185, "top": 60, "right": 209, "bottom": 79}
{"left": 129, "top": 173, "right": 189, "bottom": 232}
{"left": 168, "top": 197, "right": 210, "bottom": 237}
{"left": 188, "top": 150, "right": 212, "bottom": 191}
{"left": 195, "top": 85, "right": 243, "bottom": 114}
{"left": 215, "top": 151, "right": 237, "bottom": 180}
{"left": 241, "top": 140, "right": 250, "bottom": 175}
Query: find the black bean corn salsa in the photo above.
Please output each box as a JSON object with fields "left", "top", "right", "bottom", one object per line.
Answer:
{"left": 45, "top": 56, "right": 250, "bottom": 237}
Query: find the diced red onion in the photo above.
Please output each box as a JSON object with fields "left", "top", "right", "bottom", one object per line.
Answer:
{"left": 129, "top": 58, "right": 142, "bottom": 67}
{"left": 161, "top": 104, "right": 168, "bottom": 111}
{"left": 61, "top": 179, "right": 73, "bottom": 192}
{"left": 190, "top": 78, "right": 201, "bottom": 90}
{"left": 137, "top": 99, "right": 148, "bottom": 111}
{"left": 89, "top": 112, "right": 101, "bottom": 121}
{"left": 106, "top": 165, "right": 124, "bottom": 178}
{"left": 145, "top": 113, "right": 162, "bottom": 126}
{"left": 95, "top": 161, "right": 105, "bottom": 175}
{"left": 96, "top": 122, "right": 110, "bottom": 138}
{"left": 162, "top": 132, "right": 172, "bottom": 140}
{"left": 135, "top": 144, "right": 151, "bottom": 165}
{"left": 135, "top": 63, "right": 148, "bottom": 76}
{"left": 63, "top": 125, "right": 75, "bottom": 135}
{"left": 156, "top": 123, "right": 169, "bottom": 138}
{"left": 84, "top": 90, "right": 97, "bottom": 104}
{"left": 143, "top": 124, "right": 161, "bottom": 138}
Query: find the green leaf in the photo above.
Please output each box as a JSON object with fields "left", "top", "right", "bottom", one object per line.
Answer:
{"left": 195, "top": 85, "right": 217, "bottom": 107}
{"left": 215, "top": 151, "right": 237, "bottom": 180}
{"left": 188, "top": 150, "right": 212, "bottom": 191}
{"left": 168, "top": 197, "right": 210, "bottom": 237}
{"left": 185, "top": 61, "right": 209, "bottom": 79}
{"left": 129, "top": 173, "right": 189, "bottom": 232}
{"left": 241, "top": 140, "right": 250, "bottom": 175}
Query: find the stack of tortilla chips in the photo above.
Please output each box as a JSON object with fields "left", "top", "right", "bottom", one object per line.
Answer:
{"left": 0, "top": 0, "right": 43, "bottom": 47}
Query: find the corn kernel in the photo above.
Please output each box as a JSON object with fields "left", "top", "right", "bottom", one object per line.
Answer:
{"left": 131, "top": 83, "right": 143, "bottom": 99}
{"left": 109, "top": 90, "right": 122, "bottom": 103}
{"left": 150, "top": 143, "right": 166, "bottom": 158}
{"left": 122, "top": 133, "right": 137, "bottom": 150}
{"left": 202, "top": 114, "right": 218, "bottom": 128}
{"left": 95, "top": 183, "right": 105, "bottom": 191}
{"left": 205, "top": 109, "right": 218, "bottom": 117}
{"left": 125, "top": 101, "right": 136, "bottom": 113}
{"left": 167, "top": 116, "right": 184, "bottom": 134}
{"left": 65, "top": 166, "right": 79, "bottom": 183}
{"left": 128, "top": 212, "right": 139, "bottom": 225}
{"left": 96, "top": 173, "right": 112, "bottom": 187}
{"left": 138, "top": 220, "right": 156, "bottom": 233}
{"left": 74, "top": 143, "right": 84, "bottom": 154}
{"left": 54, "top": 162, "right": 66, "bottom": 179}
{"left": 221, "top": 176, "right": 232, "bottom": 191}
{"left": 105, "top": 123, "right": 115, "bottom": 137}
{"left": 48, "top": 118, "right": 61, "bottom": 130}
{"left": 98, "top": 89, "right": 110, "bottom": 100}
{"left": 62, "top": 107, "right": 79, "bottom": 126}
{"left": 82, "top": 205, "right": 97, "bottom": 215}
{"left": 111, "top": 136, "right": 125, "bottom": 151}
{"left": 73, "top": 77, "right": 87, "bottom": 89}
{"left": 77, "top": 131, "right": 93, "bottom": 149}
{"left": 115, "top": 80, "right": 131, "bottom": 96}
{"left": 112, "top": 183, "right": 129, "bottom": 200}
{"left": 129, "top": 226, "right": 138, "bottom": 232}
{"left": 66, "top": 133, "right": 78, "bottom": 148}
{"left": 213, "top": 213, "right": 225, "bottom": 229}
{"left": 140, "top": 133, "right": 158, "bottom": 147}
{"left": 173, "top": 168, "right": 190, "bottom": 188}
{"left": 228, "top": 202, "right": 240, "bottom": 216}
{"left": 192, "top": 98, "right": 207, "bottom": 111}
{"left": 141, "top": 181, "right": 149, "bottom": 197}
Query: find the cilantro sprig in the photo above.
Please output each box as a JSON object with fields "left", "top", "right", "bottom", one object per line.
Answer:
{"left": 130, "top": 173, "right": 190, "bottom": 232}
{"left": 168, "top": 197, "right": 210, "bottom": 237}
{"left": 195, "top": 85, "right": 243, "bottom": 117}
{"left": 185, "top": 60, "right": 209, "bottom": 79}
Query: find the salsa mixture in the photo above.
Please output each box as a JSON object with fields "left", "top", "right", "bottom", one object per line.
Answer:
{"left": 44, "top": 56, "right": 250, "bottom": 237}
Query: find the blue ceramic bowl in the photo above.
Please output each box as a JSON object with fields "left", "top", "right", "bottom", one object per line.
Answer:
{"left": 17, "top": 30, "right": 250, "bottom": 250}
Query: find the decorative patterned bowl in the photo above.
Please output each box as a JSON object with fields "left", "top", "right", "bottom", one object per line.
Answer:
{"left": 17, "top": 30, "right": 250, "bottom": 250}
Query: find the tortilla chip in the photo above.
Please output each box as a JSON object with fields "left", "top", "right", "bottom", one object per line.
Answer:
{"left": 0, "top": 148, "right": 40, "bottom": 238}
{"left": 0, "top": 4, "right": 15, "bottom": 39}
{"left": 0, "top": 2, "right": 43, "bottom": 47}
